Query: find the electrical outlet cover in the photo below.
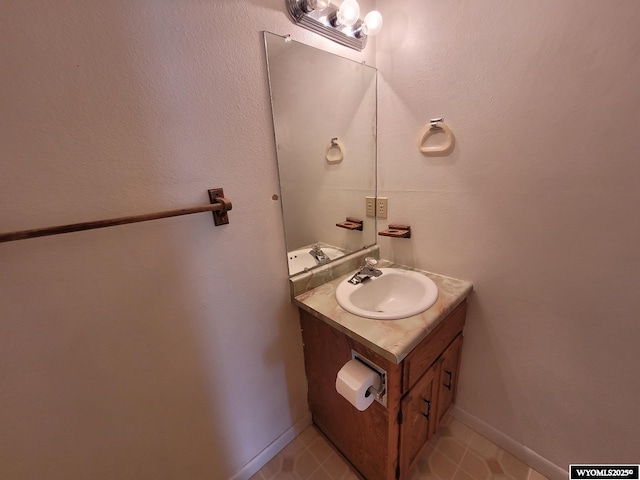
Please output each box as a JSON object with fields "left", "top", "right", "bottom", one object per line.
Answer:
{"left": 377, "top": 197, "right": 388, "bottom": 218}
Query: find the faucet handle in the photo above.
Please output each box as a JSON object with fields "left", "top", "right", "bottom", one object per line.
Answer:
{"left": 364, "top": 257, "right": 378, "bottom": 268}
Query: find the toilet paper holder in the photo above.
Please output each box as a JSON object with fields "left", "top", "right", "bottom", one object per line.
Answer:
{"left": 351, "top": 350, "right": 388, "bottom": 407}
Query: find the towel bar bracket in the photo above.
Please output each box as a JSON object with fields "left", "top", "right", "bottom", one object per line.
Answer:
{"left": 208, "top": 188, "right": 231, "bottom": 226}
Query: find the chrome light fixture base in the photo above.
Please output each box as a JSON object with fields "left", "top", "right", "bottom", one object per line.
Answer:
{"left": 285, "top": 0, "right": 368, "bottom": 51}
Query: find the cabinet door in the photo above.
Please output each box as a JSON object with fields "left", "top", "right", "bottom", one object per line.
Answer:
{"left": 436, "top": 334, "right": 463, "bottom": 426}
{"left": 398, "top": 362, "right": 439, "bottom": 477}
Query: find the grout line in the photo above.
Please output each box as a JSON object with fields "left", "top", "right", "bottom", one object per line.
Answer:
{"left": 318, "top": 455, "right": 335, "bottom": 479}
{"left": 311, "top": 427, "right": 361, "bottom": 480}
{"left": 450, "top": 439, "right": 470, "bottom": 480}
{"left": 304, "top": 440, "right": 323, "bottom": 479}
{"left": 315, "top": 443, "right": 349, "bottom": 480}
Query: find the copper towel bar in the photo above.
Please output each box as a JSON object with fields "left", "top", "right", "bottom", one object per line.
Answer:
{"left": 0, "top": 188, "right": 232, "bottom": 244}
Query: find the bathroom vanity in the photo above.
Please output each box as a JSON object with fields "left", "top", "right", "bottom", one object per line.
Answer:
{"left": 292, "top": 262, "right": 472, "bottom": 480}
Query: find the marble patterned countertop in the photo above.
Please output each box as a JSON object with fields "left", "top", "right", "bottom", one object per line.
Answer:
{"left": 292, "top": 260, "right": 473, "bottom": 364}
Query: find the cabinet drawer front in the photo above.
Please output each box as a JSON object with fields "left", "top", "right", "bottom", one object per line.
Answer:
{"left": 402, "top": 301, "right": 466, "bottom": 394}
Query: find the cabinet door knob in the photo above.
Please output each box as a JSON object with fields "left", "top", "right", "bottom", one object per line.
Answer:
{"left": 422, "top": 398, "right": 431, "bottom": 420}
{"left": 444, "top": 370, "right": 453, "bottom": 390}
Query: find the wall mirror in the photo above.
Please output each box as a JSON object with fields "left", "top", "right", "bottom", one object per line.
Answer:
{"left": 263, "top": 31, "right": 377, "bottom": 277}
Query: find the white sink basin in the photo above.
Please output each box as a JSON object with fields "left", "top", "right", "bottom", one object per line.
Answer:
{"left": 288, "top": 247, "right": 344, "bottom": 275}
{"left": 335, "top": 268, "right": 438, "bottom": 320}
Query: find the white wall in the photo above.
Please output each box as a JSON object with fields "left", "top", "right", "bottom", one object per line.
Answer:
{"left": 376, "top": 0, "right": 640, "bottom": 473}
{"left": 0, "top": 1, "right": 373, "bottom": 479}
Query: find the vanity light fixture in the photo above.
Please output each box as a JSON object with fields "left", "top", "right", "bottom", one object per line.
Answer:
{"left": 285, "top": 0, "right": 383, "bottom": 51}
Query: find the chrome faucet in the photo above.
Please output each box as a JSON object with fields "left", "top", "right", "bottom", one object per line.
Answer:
{"left": 348, "top": 257, "right": 382, "bottom": 285}
{"left": 309, "top": 244, "right": 329, "bottom": 264}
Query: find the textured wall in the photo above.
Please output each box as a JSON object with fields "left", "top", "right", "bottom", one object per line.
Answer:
{"left": 0, "top": 1, "right": 373, "bottom": 479}
{"left": 376, "top": 0, "right": 640, "bottom": 472}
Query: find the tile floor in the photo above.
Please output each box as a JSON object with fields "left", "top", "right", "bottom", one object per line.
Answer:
{"left": 250, "top": 415, "right": 549, "bottom": 480}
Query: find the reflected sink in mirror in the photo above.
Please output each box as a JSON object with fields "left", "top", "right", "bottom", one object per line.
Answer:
{"left": 288, "top": 247, "right": 345, "bottom": 275}
{"left": 335, "top": 268, "right": 439, "bottom": 320}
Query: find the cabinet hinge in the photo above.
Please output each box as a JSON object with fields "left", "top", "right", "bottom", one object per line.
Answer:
{"left": 397, "top": 409, "right": 403, "bottom": 425}
{"left": 396, "top": 465, "right": 401, "bottom": 480}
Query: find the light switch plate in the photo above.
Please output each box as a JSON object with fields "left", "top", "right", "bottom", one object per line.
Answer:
{"left": 366, "top": 196, "right": 376, "bottom": 217}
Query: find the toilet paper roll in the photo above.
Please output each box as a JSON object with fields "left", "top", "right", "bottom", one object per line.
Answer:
{"left": 335, "top": 359, "right": 377, "bottom": 411}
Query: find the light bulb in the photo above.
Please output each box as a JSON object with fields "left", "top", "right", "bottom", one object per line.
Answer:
{"left": 336, "top": 0, "right": 360, "bottom": 27}
{"left": 362, "top": 10, "right": 383, "bottom": 36}
{"left": 301, "top": 0, "right": 331, "bottom": 13}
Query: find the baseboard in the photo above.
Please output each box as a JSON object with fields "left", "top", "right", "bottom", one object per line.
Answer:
{"left": 450, "top": 406, "right": 568, "bottom": 480}
{"left": 227, "top": 412, "right": 313, "bottom": 480}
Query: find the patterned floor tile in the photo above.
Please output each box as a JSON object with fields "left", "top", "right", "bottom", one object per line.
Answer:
{"left": 429, "top": 449, "right": 459, "bottom": 480}
{"left": 497, "top": 451, "right": 530, "bottom": 480}
{"left": 254, "top": 420, "right": 551, "bottom": 480}
{"left": 459, "top": 449, "right": 492, "bottom": 480}
{"left": 437, "top": 436, "right": 467, "bottom": 464}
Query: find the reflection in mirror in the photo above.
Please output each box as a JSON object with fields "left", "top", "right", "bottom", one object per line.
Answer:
{"left": 263, "top": 32, "right": 377, "bottom": 276}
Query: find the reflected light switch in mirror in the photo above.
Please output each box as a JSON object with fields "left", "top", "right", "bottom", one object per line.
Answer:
{"left": 366, "top": 196, "right": 375, "bottom": 217}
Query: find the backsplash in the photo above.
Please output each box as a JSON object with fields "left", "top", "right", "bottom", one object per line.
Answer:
{"left": 289, "top": 245, "right": 380, "bottom": 297}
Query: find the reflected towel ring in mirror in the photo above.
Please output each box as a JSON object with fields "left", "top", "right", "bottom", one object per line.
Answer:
{"left": 326, "top": 137, "right": 345, "bottom": 163}
{"left": 417, "top": 118, "right": 455, "bottom": 155}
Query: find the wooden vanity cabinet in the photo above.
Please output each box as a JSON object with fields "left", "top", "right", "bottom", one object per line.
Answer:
{"left": 299, "top": 300, "right": 467, "bottom": 480}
